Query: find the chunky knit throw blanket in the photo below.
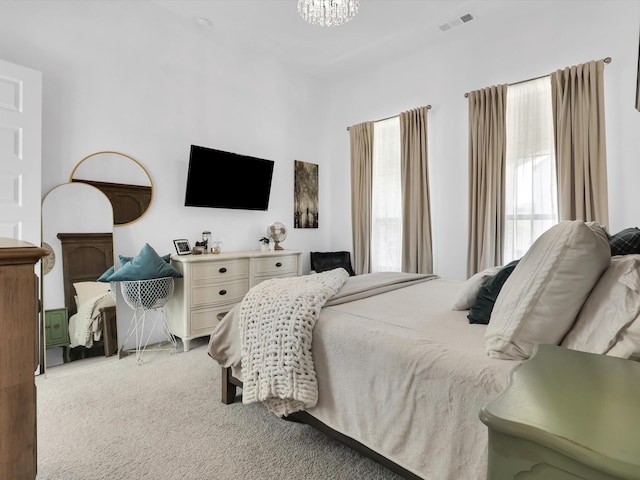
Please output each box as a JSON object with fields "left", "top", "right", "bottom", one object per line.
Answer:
{"left": 239, "top": 268, "right": 350, "bottom": 417}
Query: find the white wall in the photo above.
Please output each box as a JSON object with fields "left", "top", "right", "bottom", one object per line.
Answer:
{"left": 0, "top": 0, "right": 337, "bottom": 351}
{"left": 324, "top": 0, "right": 640, "bottom": 280}
{"left": 1, "top": 0, "right": 639, "bottom": 286}
{"left": 0, "top": 0, "right": 332, "bottom": 275}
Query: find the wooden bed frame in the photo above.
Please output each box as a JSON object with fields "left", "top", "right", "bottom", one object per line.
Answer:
{"left": 221, "top": 367, "right": 422, "bottom": 480}
{"left": 57, "top": 232, "right": 118, "bottom": 357}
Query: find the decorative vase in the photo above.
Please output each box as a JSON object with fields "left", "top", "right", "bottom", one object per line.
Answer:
{"left": 260, "top": 244, "right": 268, "bottom": 252}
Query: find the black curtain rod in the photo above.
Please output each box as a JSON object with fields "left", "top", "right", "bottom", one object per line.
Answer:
{"left": 346, "top": 104, "right": 432, "bottom": 131}
{"left": 463, "top": 56, "right": 612, "bottom": 98}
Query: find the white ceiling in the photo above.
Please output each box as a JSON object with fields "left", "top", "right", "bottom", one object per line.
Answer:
{"left": 151, "top": 0, "right": 505, "bottom": 78}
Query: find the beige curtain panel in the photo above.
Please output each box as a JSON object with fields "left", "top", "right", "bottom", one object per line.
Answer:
{"left": 467, "top": 84, "right": 508, "bottom": 277}
{"left": 349, "top": 121, "right": 374, "bottom": 275}
{"left": 551, "top": 59, "right": 609, "bottom": 227}
{"left": 400, "top": 107, "right": 433, "bottom": 274}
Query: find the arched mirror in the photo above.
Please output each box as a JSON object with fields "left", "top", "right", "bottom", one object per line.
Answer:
{"left": 70, "top": 151, "right": 153, "bottom": 226}
{"left": 42, "top": 183, "right": 116, "bottom": 373}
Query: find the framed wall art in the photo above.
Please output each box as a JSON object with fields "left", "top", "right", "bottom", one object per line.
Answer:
{"left": 294, "top": 160, "right": 319, "bottom": 228}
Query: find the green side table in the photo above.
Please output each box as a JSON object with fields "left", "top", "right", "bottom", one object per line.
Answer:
{"left": 45, "top": 308, "right": 70, "bottom": 363}
{"left": 480, "top": 344, "right": 640, "bottom": 480}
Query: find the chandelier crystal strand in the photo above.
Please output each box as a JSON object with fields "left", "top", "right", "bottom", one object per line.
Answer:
{"left": 297, "top": 0, "right": 360, "bottom": 27}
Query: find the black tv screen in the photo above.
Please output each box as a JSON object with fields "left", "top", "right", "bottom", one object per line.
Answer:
{"left": 184, "top": 145, "right": 275, "bottom": 210}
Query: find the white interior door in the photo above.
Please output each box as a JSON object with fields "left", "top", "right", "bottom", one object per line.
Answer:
{"left": 0, "top": 58, "right": 42, "bottom": 245}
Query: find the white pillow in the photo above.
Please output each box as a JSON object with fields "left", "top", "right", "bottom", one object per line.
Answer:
{"left": 562, "top": 255, "right": 640, "bottom": 354}
{"left": 485, "top": 221, "right": 611, "bottom": 360}
{"left": 451, "top": 266, "right": 502, "bottom": 310}
{"left": 73, "top": 281, "right": 111, "bottom": 309}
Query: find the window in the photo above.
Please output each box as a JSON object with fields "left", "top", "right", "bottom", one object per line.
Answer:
{"left": 371, "top": 117, "right": 402, "bottom": 271}
{"left": 504, "top": 77, "right": 558, "bottom": 263}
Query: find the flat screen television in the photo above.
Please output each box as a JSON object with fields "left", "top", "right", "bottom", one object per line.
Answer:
{"left": 184, "top": 145, "right": 275, "bottom": 210}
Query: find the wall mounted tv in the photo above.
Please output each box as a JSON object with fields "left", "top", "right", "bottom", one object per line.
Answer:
{"left": 184, "top": 145, "right": 275, "bottom": 210}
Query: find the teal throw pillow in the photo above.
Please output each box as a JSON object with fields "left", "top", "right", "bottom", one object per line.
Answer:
{"left": 108, "top": 243, "right": 182, "bottom": 281}
{"left": 120, "top": 253, "right": 171, "bottom": 266}
{"left": 97, "top": 266, "right": 115, "bottom": 282}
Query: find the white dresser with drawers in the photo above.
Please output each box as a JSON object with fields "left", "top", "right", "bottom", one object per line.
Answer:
{"left": 167, "top": 250, "right": 302, "bottom": 351}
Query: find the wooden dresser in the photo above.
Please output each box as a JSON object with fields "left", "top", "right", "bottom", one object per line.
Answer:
{"left": 0, "top": 238, "right": 47, "bottom": 480}
{"left": 480, "top": 344, "right": 640, "bottom": 480}
{"left": 167, "top": 250, "right": 302, "bottom": 351}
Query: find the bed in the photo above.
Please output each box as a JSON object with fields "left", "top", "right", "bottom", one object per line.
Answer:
{"left": 207, "top": 221, "right": 640, "bottom": 480}
{"left": 57, "top": 232, "right": 118, "bottom": 358}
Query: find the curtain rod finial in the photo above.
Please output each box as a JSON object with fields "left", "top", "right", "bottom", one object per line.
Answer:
{"left": 604, "top": 56, "right": 612, "bottom": 64}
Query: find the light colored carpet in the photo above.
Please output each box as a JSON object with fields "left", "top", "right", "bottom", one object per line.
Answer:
{"left": 36, "top": 339, "right": 401, "bottom": 479}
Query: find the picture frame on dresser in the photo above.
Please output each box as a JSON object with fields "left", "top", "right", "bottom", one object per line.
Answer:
{"left": 173, "top": 239, "right": 191, "bottom": 255}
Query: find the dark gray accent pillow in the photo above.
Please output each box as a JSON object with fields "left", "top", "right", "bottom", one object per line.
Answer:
{"left": 468, "top": 260, "right": 520, "bottom": 325}
{"left": 609, "top": 227, "right": 640, "bottom": 256}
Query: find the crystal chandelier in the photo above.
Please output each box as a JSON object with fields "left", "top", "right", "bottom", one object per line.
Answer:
{"left": 297, "top": 0, "right": 360, "bottom": 27}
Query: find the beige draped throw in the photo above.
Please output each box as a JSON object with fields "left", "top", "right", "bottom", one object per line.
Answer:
{"left": 551, "top": 59, "right": 609, "bottom": 227}
{"left": 400, "top": 107, "right": 433, "bottom": 273}
{"left": 467, "top": 85, "right": 508, "bottom": 277}
{"left": 350, "top": 122, "right": 374, "bottom": 275}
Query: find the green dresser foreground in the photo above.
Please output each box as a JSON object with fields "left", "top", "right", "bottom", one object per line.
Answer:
{"left": 480, "top": 344, "right": 640, "bottom": 480}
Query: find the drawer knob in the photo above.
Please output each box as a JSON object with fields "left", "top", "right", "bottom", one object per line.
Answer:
{"left": 219, "top": 289, "right": 227, "bottom": 296}
{"left": 219, "top": 267, "right": 227, "bottom": 273}
{"left": 276, "top": 262, "right": 282, "bottom": 267}
{"left": 217, "top": 312, "right": 228, "bottom": 321}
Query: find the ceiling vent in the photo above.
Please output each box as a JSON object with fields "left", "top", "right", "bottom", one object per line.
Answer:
{"left": 438, "top": 13, "right": 475, "bottom": 32}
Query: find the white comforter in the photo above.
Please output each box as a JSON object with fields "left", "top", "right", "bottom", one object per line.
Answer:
{"left": 209, "top": 274, "right": 519, "bottom": 480}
